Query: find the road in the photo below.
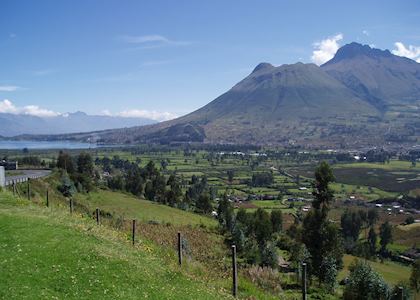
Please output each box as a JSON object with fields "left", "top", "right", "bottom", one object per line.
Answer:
{"left": 5, "top": 169, "right": 51, "bottom": 186}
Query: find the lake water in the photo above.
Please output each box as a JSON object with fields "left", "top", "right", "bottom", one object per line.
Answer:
{"left": 0, "top": 140, "right": 99, "bottom": 150}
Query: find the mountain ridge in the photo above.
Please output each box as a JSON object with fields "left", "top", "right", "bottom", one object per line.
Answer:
{"left": 7, "top": 42, "right": 420, "bottom": 148}
{"left": 0, "top": 111, "right": 156, "bottom": 137}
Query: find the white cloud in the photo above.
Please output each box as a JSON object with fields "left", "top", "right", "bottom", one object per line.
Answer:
{"left": 0, "top": 99, "right": 60, "bottom": 117}
{"left": 392, "top": 42, "right": 420, "bottom": 63}
{"left": 33, "top": 69, "right": 55, "bottom": 76}
{"left": 0, "top": 99, "right": 17, "bottom": 113}
{"left": 141, "top": 60, "right": 173, "bottom": 67}
{"left": 101, "top": 108, "right": 177, "bottom": 121}
{"left": 100, "top": 109, "right": 112, "bottom": 116}
{"left": 311, "top": 33, "right": 344, "bottom": 65}
{"left": 118, "top": 109, "right": 177, "bottom": 121}
{"left": 119, "top": 34, "right": 191, "bottom": 49}
{"left": 0, "top": 85, "right": 20, "bottom": 92}
{"left": 362, "top": 30, "right": 369, "bottom": 36}
{"left": 120, "top": 34, "right": 170, "bottom": 44}
{"left": 9, "top": 33, "right": 16, "bottom": 38}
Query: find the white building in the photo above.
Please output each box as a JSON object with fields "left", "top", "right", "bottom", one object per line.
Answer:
{"left": 0, "top": 166, "right": 5, "bottom": 187}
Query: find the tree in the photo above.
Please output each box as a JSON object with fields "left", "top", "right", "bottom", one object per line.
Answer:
{"left": 410, "top": 259, "right": 420, "bottom": 293}
{"left": 231, "top": 224, "right": 246, "bottom": 252}
{"left": 153, "top": 174, "right": 167, "bottom": 203}
{"left": 343, "top": 260, "right": 390, "bottom": 300}
{"left": 341, "top": 209, "right": 363, "bottom": 243}
{"left": 312, "top": 161, "right": 335, "bottom": 211}
{"left": 77, "top": 152, "right": 94, "bottom": 176}
{"left": 107, "top": 175, "right": 124, "bottom": 191}
{"left": 379, "top": 221, "right": 393, "bottom": 254}
{"left": 368, "top": 227, "right": 377, "bottom": 257}
{"left": 302, "top": 162, "right": 342, "bottom": 280}
{"left": 144, "top": 181, "right": 155, "bottom": 201}
{"left": 58, "top": 172, "right": 76, "bottom": 197}
{"left": 261, "top": 242, "right": 278, "bottom": 268}
{"left": 217, "top": 194, "right": 234, "bottom": 232}
{"left": 320, "top": 256, "right": 338, "bottom": 293}
{"left": 196, "top": 193, "right": 212, "bottom": 214}
{"left": 125, "top": 165, "right": 143, "bottom": 196}
{"left": 236, "top": 208, "right": 250, "bottom": 227}
{"left": 166, "top": 175, "right": 182, "bottom": 206}
{"left": 227, "top": 170, "right": 234, "bottom": 183}
{"left": 270, "top": 209, "right": 283, "bottom": 233}
{"left": 57, "top": 151, "right": 75, "bottom": 174}
{"left": 367, "top": 209, "right": 379, "bottom": 227}
{"left": 145, "top": 160, "right": 158, "bottom": 179}
{"left": 253, "top": 208, "right": 273, "bottom": 247}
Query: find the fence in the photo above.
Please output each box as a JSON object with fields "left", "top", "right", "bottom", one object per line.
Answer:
{"left": 4, "top": 179, "right": 406, "bottom": 299}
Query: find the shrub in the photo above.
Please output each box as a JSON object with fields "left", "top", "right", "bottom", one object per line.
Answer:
{"left": 343, "top": 260, "right": 390, "bottom": 300}
{"left": 246, "top": 265, "right": 282, "bottom": 294}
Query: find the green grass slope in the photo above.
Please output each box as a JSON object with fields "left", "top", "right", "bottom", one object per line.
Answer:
{"left": 0, "top": 192, "right": 231, "bottom": 300}
{"left": 74, "top": 190, "right": 217, "bottom": 227}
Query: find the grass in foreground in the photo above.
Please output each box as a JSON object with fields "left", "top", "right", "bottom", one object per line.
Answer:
{"left": 0, "top": 192, "right": 231, "bottom": 300}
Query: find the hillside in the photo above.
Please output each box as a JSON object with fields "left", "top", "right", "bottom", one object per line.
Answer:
{"left": 13, "top": 43, "right": 420, "bottom": 148}
{"left": 0, "top": 192, "right": 233, "bottom": 299}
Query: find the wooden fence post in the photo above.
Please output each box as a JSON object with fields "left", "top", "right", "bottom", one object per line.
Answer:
{"left": 302, "top": 262, "right": 307, "bottom": 300}
{"left": 27, "top": 179, "right": 30, "bottom": 200}
{"left": 46, "top": 189, "right": 49, "bottom": 207}
{"left": 132, "top": 219, "right": 136, "bottom": 245}
{"left": 178, "top": 232, "right": 182, "bottom": 265}
{"left": 232, "top": 245, "right": 238, "bottom": 297}
{"left": 69, "top": 198, "right": 73, "bottom": 214}
{"left": 13, "top": 181, "right": 16, "bottom": 195}
{"left": 95, "top": 208, "right": 100, "bottom": 225}
{"left": 399, "top": 286, "right": 403, "bottom": 300}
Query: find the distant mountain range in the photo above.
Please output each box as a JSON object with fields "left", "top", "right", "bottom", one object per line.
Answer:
{"left": 10, "top": 43, "right": 420, "bottom": 148}
{"left": 0, "top": 111, "right": 156, "bottom": 137}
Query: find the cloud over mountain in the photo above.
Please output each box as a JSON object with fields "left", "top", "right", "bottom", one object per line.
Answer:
{"left": 311, "top": 34, "right": 343, "bottom": 65}
{"left": 0, "top": 99, "right": 60, "bottom": 117}
{"left": 392, "top": 42, "right": 420, "bottom": 63}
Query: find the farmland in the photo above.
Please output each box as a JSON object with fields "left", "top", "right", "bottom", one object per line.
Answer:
{"left": 1, "top": 145, "right": 419, "bottom": 299}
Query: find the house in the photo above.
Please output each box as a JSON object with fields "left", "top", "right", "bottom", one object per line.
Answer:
{"left": 0, "top": 166, "right": 5, "bottom": 187}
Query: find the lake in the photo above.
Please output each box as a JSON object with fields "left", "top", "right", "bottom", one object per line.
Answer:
{"left": 0, "top": 140, "right": 99, "bottom": 150}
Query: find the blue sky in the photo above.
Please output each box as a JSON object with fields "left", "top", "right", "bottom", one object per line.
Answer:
{"left": 1, "top": 0, "right": 419, "bottom": 120}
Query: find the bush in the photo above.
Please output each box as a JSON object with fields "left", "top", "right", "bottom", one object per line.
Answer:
{"left": 261, "top": 242, "right": 278, "bottom": 268}
{"left": 246, "top": 265, "right": 282, "bottom": 294}
{"left": 405, "top": 216, "right": 415, "bottom": 225}
{"left": 58, "top": 172, "right": 76, "bottom": 197}
{"left": 343, "top": 260, "right": 390, "bottom": 300}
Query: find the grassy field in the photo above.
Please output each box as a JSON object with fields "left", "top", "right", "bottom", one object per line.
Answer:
{"left": 74, "top": 189, "right": 217, "bottom": 227}
{"left": 339, "top": 254, "right": 411, "bottom": 286}
{"left": 0, "top": 192, "right": 232, "bottom": 299}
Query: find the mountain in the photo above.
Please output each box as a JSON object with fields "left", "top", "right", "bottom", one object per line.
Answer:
{"left": 321, "top": 42, "right": 420, "bottom": 111}
{"left": 16, "top": 43, "right": 420, "bottom": 148}
{"left": 0, "top": 111, "right": 156, "bottom": 137}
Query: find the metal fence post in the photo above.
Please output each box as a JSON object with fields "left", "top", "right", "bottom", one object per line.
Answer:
{"left": 302, "top": 262, "right": 307, "bottom": 300}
